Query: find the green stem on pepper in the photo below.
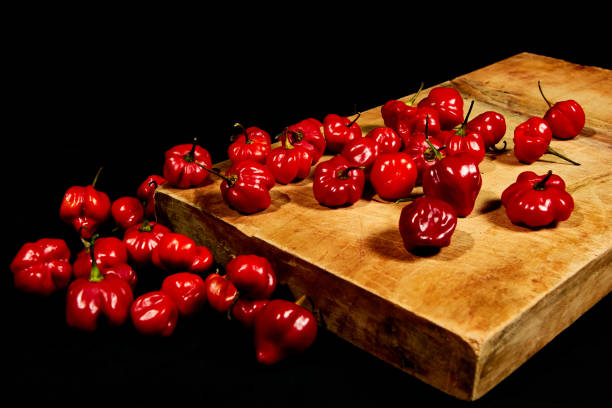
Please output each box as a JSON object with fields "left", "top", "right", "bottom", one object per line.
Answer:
{"left": 537, "top": 80, "right": 553, "bottom": 109}
{"left": 337, "top": 166, "right": 366, "bottom": 180}
{"left": 233, "top": 123, "right": 252, "bottom": 144}
{"left": 533, "top": 170, "right": 554, "bottom": 191}
{"left": 546, "top": 146, "right": 581, "bottom": 166}
{"left": 347, "top": 112, "right": 361, "bottom": 128}
{"left": 87, "top": 236, "right": 104, "bottom": 283}
{"left": 91, "top": 167, "right": 103, "bottom": 189}
{"left": 424, "top": 115, "right": 444, "bottom": 161}
{"left": 407, "top": 82, "right": 425, "bottom": 106}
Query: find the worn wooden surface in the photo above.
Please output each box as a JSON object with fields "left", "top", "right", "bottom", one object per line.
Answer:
{"left": 154, "top": 53, "right": 612, "bottom": 400}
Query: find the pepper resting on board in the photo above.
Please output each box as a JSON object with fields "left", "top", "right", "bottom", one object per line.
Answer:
{"left": 394, "top": 106, "right": 441, "bottom": 149}
{"left": 10, "top": 238, "right": 72, "bottom": 295}
{"left": 417, "top": 86, "right": 464, "bottom": 130}
{"left": 513, "top": 117, "right": 580, "bottom": 165}
{"left": 228, "top": 123, "right": 272, "bottom": 165}
{"left": 380, "top": 83, "right": 424, "bottom": 131}
{"left": 369, "top": 152, "right": 417, "bottom": 201}
{"left": 501, "top": 170, "right": 575, "bottom": 228}
{"left": 323, "top": 113, "right": 363, "bottom": 153}
{"left": 340, "top": 135, "right": 381, "bottom": 173}
{"left": 466, "top": 110, "right": 507, "bottom": 151}
{"left": 266, "top": 130, "right": 313, "bottom": 184}
{"left": 402, "top": 126, "right": 445, "bottom": 186}
{"left": 538, "top": 81, "right": 585, "bottom": 140}
{"left": 437, "top": 100, "right": 486, "bottom": 164}
{"left": 365, "top": 126, "right": 402, "bottom": 154}
{"left": 219, "top": 160, "right": 276, "bottom": 214}
{"left": 130, "top": 291, "right": 178, "bottom": 336}
{"left": 283, "top": 118, "right": 326, "bottom": 165}
{"left": 398, "top": 196, "right": 458, "bottom": 252}
{"left": 163, "top": 138, "right": 213, "bottom": 188}
{"left": 312, "top": 155, "right": 366, "bottom": 207}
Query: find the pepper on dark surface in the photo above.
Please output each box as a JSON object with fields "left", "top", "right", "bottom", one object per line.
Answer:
{"left": 161, "top": 272, "right": 207, "bottom": 317}
{"left": 110, "top": 196, "right": 144, "bottom": 230}
{"left": 226, "top": 254, "right": 277, "bottom": 300}
{"left": 130, "top": 291, "right": 179, "bottom": 336}
{"left": 122, "top": 219, "right": 171, "bottom": 267}
{"left": 136, "top": 175, "right": 168, "bottom": 219}
{"left": 163, "top": 139, "right": 214, "bottom": 188}
{"left": 151, "top": 232, "right": 198, "bottom": 272}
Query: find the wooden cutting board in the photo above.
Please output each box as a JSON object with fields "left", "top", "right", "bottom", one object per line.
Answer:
{"left": 154, "top": 52, "right": 612, "bottom": 401}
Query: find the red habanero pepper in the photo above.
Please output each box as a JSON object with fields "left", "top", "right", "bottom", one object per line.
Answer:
{"left": 122, "top": 219, "right": 171, "bottom": 267}
{"left": 65, "top": 239, "right": 133, "bottom": 331}
{"left": 398, "top": 196, "right": 458, "bottom": 252}
{"left": 10, "top": 238, "right": 72, "bottom": 295}
{"left": 226, "top": 255, "right": 276, "bottom": 300}
{"left": 130, "top": 291, "right": 178, "bottom": 336}
{"left": 231, "top": 298, "right": 269, "bottom": 329}
{"left": 323, "top": 113, "right": 363, "bottom": 153}
{"left": 151, "top": 232, "right": 197, "bottom": 272}
{"left": 417, "top": 86, "right": 464, "bottom": 130}
{"left": 538, "top": 81, "right": 585, "bottom": 140}
{"left": 266, "top": 130, "right": 313, "bottom": 184}
{"left": 59, "top": 167, "right": 111, "bottom": 240}
{"left": 220, "top": 160, "right": 276, "bottom": 214}
{"left": 402, "top": 127, "right": 445, "bottom": 186}
{"left": 161, "top": 272, "right": 207, "bottom": 316}
{"left": 340, "top": 135, "right": 381, "bottom": 173}
{"left": 204, "top": 271, "right": 239, "bottom": 313}
{"left": 513, "top": 117, "right": 581, "bottom": 165}
{"left": 312, "top": 155, "right": 366, "bottom": 207}
{"left": 381, "top": 82, "right": 424, "bottom": 130}
{"left": 189, "top": 246, "right": 214, "bottom": 274}
{"left": 137, "top": 175, "right": 167, "bottom": 219}
{"left": 501, "top": 170, "right": 574, "bottom": 228}
{"left": 394, "top": 106, "right": 441, "bottom": 149}
{"left": 283, "top": 118, "right": 326, "bottom": 165}
{"left": 466, "top": 110, "right": 507, "bottom": 151}
{"left": 369, "top": 152, "right": 417, "bottom": 201}
{"left": 253, "top": 295, "right": 318, "bottom": 365}
{"left": 437, "top": 101, "right": 486, "bottom": 164}
{"left": 163, "top": 138, "right": 213, "bottom": 188}
{"left": 228, "top": 123, "right": 272, "bottom": 165}
{"left": 365, "top": 126, "right": 402, "bottom": 155}
{"left": 111, "top": 196, "right": 144, "bottom": 230}
{"left": 73, "top": 236, "right": 137, "bottom": 288}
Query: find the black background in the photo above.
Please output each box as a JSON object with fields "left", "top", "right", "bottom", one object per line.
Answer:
{"left": 4, "top": 7, "right": 611, "bottom": 407}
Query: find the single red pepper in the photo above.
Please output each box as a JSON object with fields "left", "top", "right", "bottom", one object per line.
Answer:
{"left": 231, "top": 298, "right": 269, "bottom": 329}
{"left": 130, "top": 291, "right": 178, "bottom": 336}
{"left": 422, "top": 133, "right": 482, "bottom": 217}
{"left": 163, "top": 138, "right": 213, "bottom": 188}
{"left": 253, "top": 295, "right": 318, "bottom": 364}
{"left": 189, "top": 245, "right": 214, "bottom": 274}
{"left": 73, "top": 236, "right": 137, "bottom": 288}
{"left": 10, "top": 238, "right": 72, "bottom": 295}
{"left": 398, "top": 196, "right": 458, "bottom": 252}
{"left": 283, "top": 118, "right": 326, "bottom": 165}
{"left": 228, "top": 123, "right": 272, "bottom": 165}
{"left": 266, "top": 130, "right": 313, "bottom": 184}
{"left": 513, "top": 117, "right": 580, "bottom": 165}
{"left": 380, "top": 82, "right": 424, "bottom": 130}
{"left": 59, "top": 167, "right": 111, "bottom": 240}
{"left": 219, "top": 160, "right": 276, "bottom": 214}
{"left": 501, "top": 170, "right": 575, "bottom": 227}
{"left": 122, "top": 219, "right": 171, "bottom": 267}
{"left": 340, "top": 135, "right": 381, "bottom": 173}
{"left": 137, "top": 175, "right": 167, "bottom": 219}
{"left": 466, "top": 110, "right": 507, "bottom": 151}
{"left": 111, "top": 196, "right": 144, "bottom": 230}
{"left": 437, "top": 100, "right": 486, "bottom": 164}
{"left": 417, "top": 86, "right": 464, "bottom": 130}
{"left": 538, "top": 81, "right": 585, "bottom": 140}
{"left": 151, "top": 232, "right": 198, "bottom": 272}
{"left": 365, "top": 126, "right": 402, "bottom": 154}
{"left": 312, "top": 155, "right": 366, "bottom": 207}
{"left": 101, "top": 263, "right": 138, "bottom": 290}
{"left": 226, "top": 255, "right": 276, "bottom": 300}
{"left": 369, "top": 152, "right": 417, "bottom": 201}
{"left": 323, "top": 113, "right": 362, "bottom": 153}
{"left": 204, "top": 271, "right": 239, "bottom": 313}
{"left": 65, "top": 239, "right": 134, "bottom": 331}
{"left": 402, "top": 127, "right": 445, "bottom": 186}
{"left": 161, "top": 272, "right": 207, "bottom": 316}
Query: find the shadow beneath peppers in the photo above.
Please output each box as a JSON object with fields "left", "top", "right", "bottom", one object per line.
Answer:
{"left": 431, "top": 230, "right": 474, "bottom": 262}
{"left": 576, "top": 126, "right": 596, "bottom": 138}
{"left": 483, "top": 200, "right": 584, "bottom": 231}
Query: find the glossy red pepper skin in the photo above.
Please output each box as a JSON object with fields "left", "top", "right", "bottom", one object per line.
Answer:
{"left": 422, "top": 153, "right": 482, "bottom": 217}
{"left": 369, "top": 152, "right": 417, "bottom": 201}
{"left": 323, "top": 113, "right": 362, "bottom": 153}
{"left": 501, "top": 170, "right": 574, "bottom": 227}
{"left": 365, "top": 126, "right": 402, "bottom": 154}
{"left": 111, "top": 196, "right": 144, "bottom": 230}
{"left": 204, "top": 272, "right": 238, "bottom": 313}
{"left": 161, "top": 272, "right": 207, "bottom": 316}
{"left": 253, "top": 298, "right": 318, "bottom": 364}
{"left": 231, "top": 299, "right": 269, "bottom": 329}
{"left": 226, "top": 255, "right": 276, "bottom": 300}
{"left": 151, "top": 232, "right": 197, "bottom": 272}
{"left": 437, "top": 102, "right": 486, "bottom": 164}
{"left": 130, "top": 291, "right": 178, "bottom": 336}
{"left": 539, "top": 81, "right": 585, "bottom": 140}
{"left": 100, "top": 263, "right": 138, "bottom": 289}
{"left": 312, "top": 155, "right": 366, "bottom": 207}
{"left": 417, "top": 86, "right": 464, "bottom": 130}
{"left": 189, "top": 246, "right": 214, "bottom": 274}
{"left": 513, "top": 117, "right": 581, "bottom": 165}
{"left": 163, "top": 140, "right": 213, "bottom": 188}
{"left": 137, "top": 175, "right": 167, "bottom": 219}
{"left": 10, "top": 238, "right": 72, "bottom": 295}
{"left": 394, "top": 106, "right": 441, "bottom": 148}
{"left": 122, "top": 220, "right": 171, "bottom": 267}
{"left": 380, "top": 83, "right": 424, "bottom": 131}
{"left": 220, "top": 160, "right": 276, "bottom": 214}
{"left": 266, "top": 133, "right": 313, "bottom": 184}
{"left": 284, "top": 118, "right": 326, "bottom": 165}
{"left": 59, "top": 170, "right": 111, "bottom": 240}
{"left": 228, "top": 124, "right": 272, "bottom": 165}
{"left": 73, "top": 237, "right": 136, "bottom": 288}
{"left": 398, "top": 196, "right": 458, "bottom": 252}
{"left": 402, "top": 130, "right": 445, "bottom": 186}
{"left": 466, "top": 111, "right": 507, "bottom": 150}
{"left": 340, "top": 136, "right": 381, "bottom": 172}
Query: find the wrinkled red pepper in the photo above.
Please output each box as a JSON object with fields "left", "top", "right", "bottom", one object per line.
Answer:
{"left": 59, "top": 167, "right": 111, "bottom": 239}
{"left": 111, "top": 196, "right": 144, "bottom": 230}
{"left": 151, "top": 232, "right": 197, "bottom": 272}
{"left": 312, "top": 155, "right": 366, "bottom": 207}
{"left": 161, "top": 272, "right": 207, "bottom": 316}
{"left": 323, "top": 113, "right": 362, "bottom": 153}
{"left": 402, "top": 127, "right": 445, "bottom": 186}
{"left": 365, "top": 126, "right": 402, "bottom": 154}
{"left": 130, "top": 291, "right": 178, "bottom": 336}
{"left": 437, "top": 101, "right": 486, "bottom": 164}
{"left": 73, "top": 236, "right": 137, "bottom": 289}
{"left": 466, "top": 110, "right": 507, "bottom": 151}
{"left": 163, "top": 138, "right": 213, "bottom": 188}
{"left": 253, "top": 296, "right": 318, "bottom": 364}
{"left": 417, "top": 86, "right": 464, "bottom": 130}
{"left": 220, "top": 160, "right": 276, "bottom": 214}
{"left": 226, "top": 255, "right": 276, "bottom": 300}
{"left": 501, "top": 170, "right": 575, "bottom": 227}
{"left": 266, "top": 130, "right": 313, "bottom": 184}
{"left": 283, "top": 118, "right": 326, "bottom": 165}
{"left": 122, "top": 219, "right": 171, "bottom": 267}
{"left": 228, "top": 123, "right": 272, "bottom": 164}
{"left": 513, "top": 117, "right": 580, "bottom": 165}
{"left": 380, "top": 82, "right": 424, "bottom": 131}
{"left": 137, "top": 175, "right": 167, "bottom": 219}
{"left": 395, "top": 106, "right": 441, "bottom": 148}
{"left": 10, "top": 238, "right": 72, "bottom": 295}
{"left": 398, "top": 196, "right": 458, "bottom": 252}
{"left": 369, "top": 152, "right": 417, "bottom": 201}
{"left": 538, "top": 81, "right": 585, "bottom": 140}
{"left": 204, "top": 271, "right": 238, "bottom": 313}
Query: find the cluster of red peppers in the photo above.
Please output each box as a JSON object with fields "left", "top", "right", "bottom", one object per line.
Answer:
{"left": 11, "top": 167, "right": 319, "bottom": 365}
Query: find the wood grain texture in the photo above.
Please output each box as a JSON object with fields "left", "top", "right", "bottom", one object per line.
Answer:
{"left": 154, "top": 53, "right": 612, "bottom": 400}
